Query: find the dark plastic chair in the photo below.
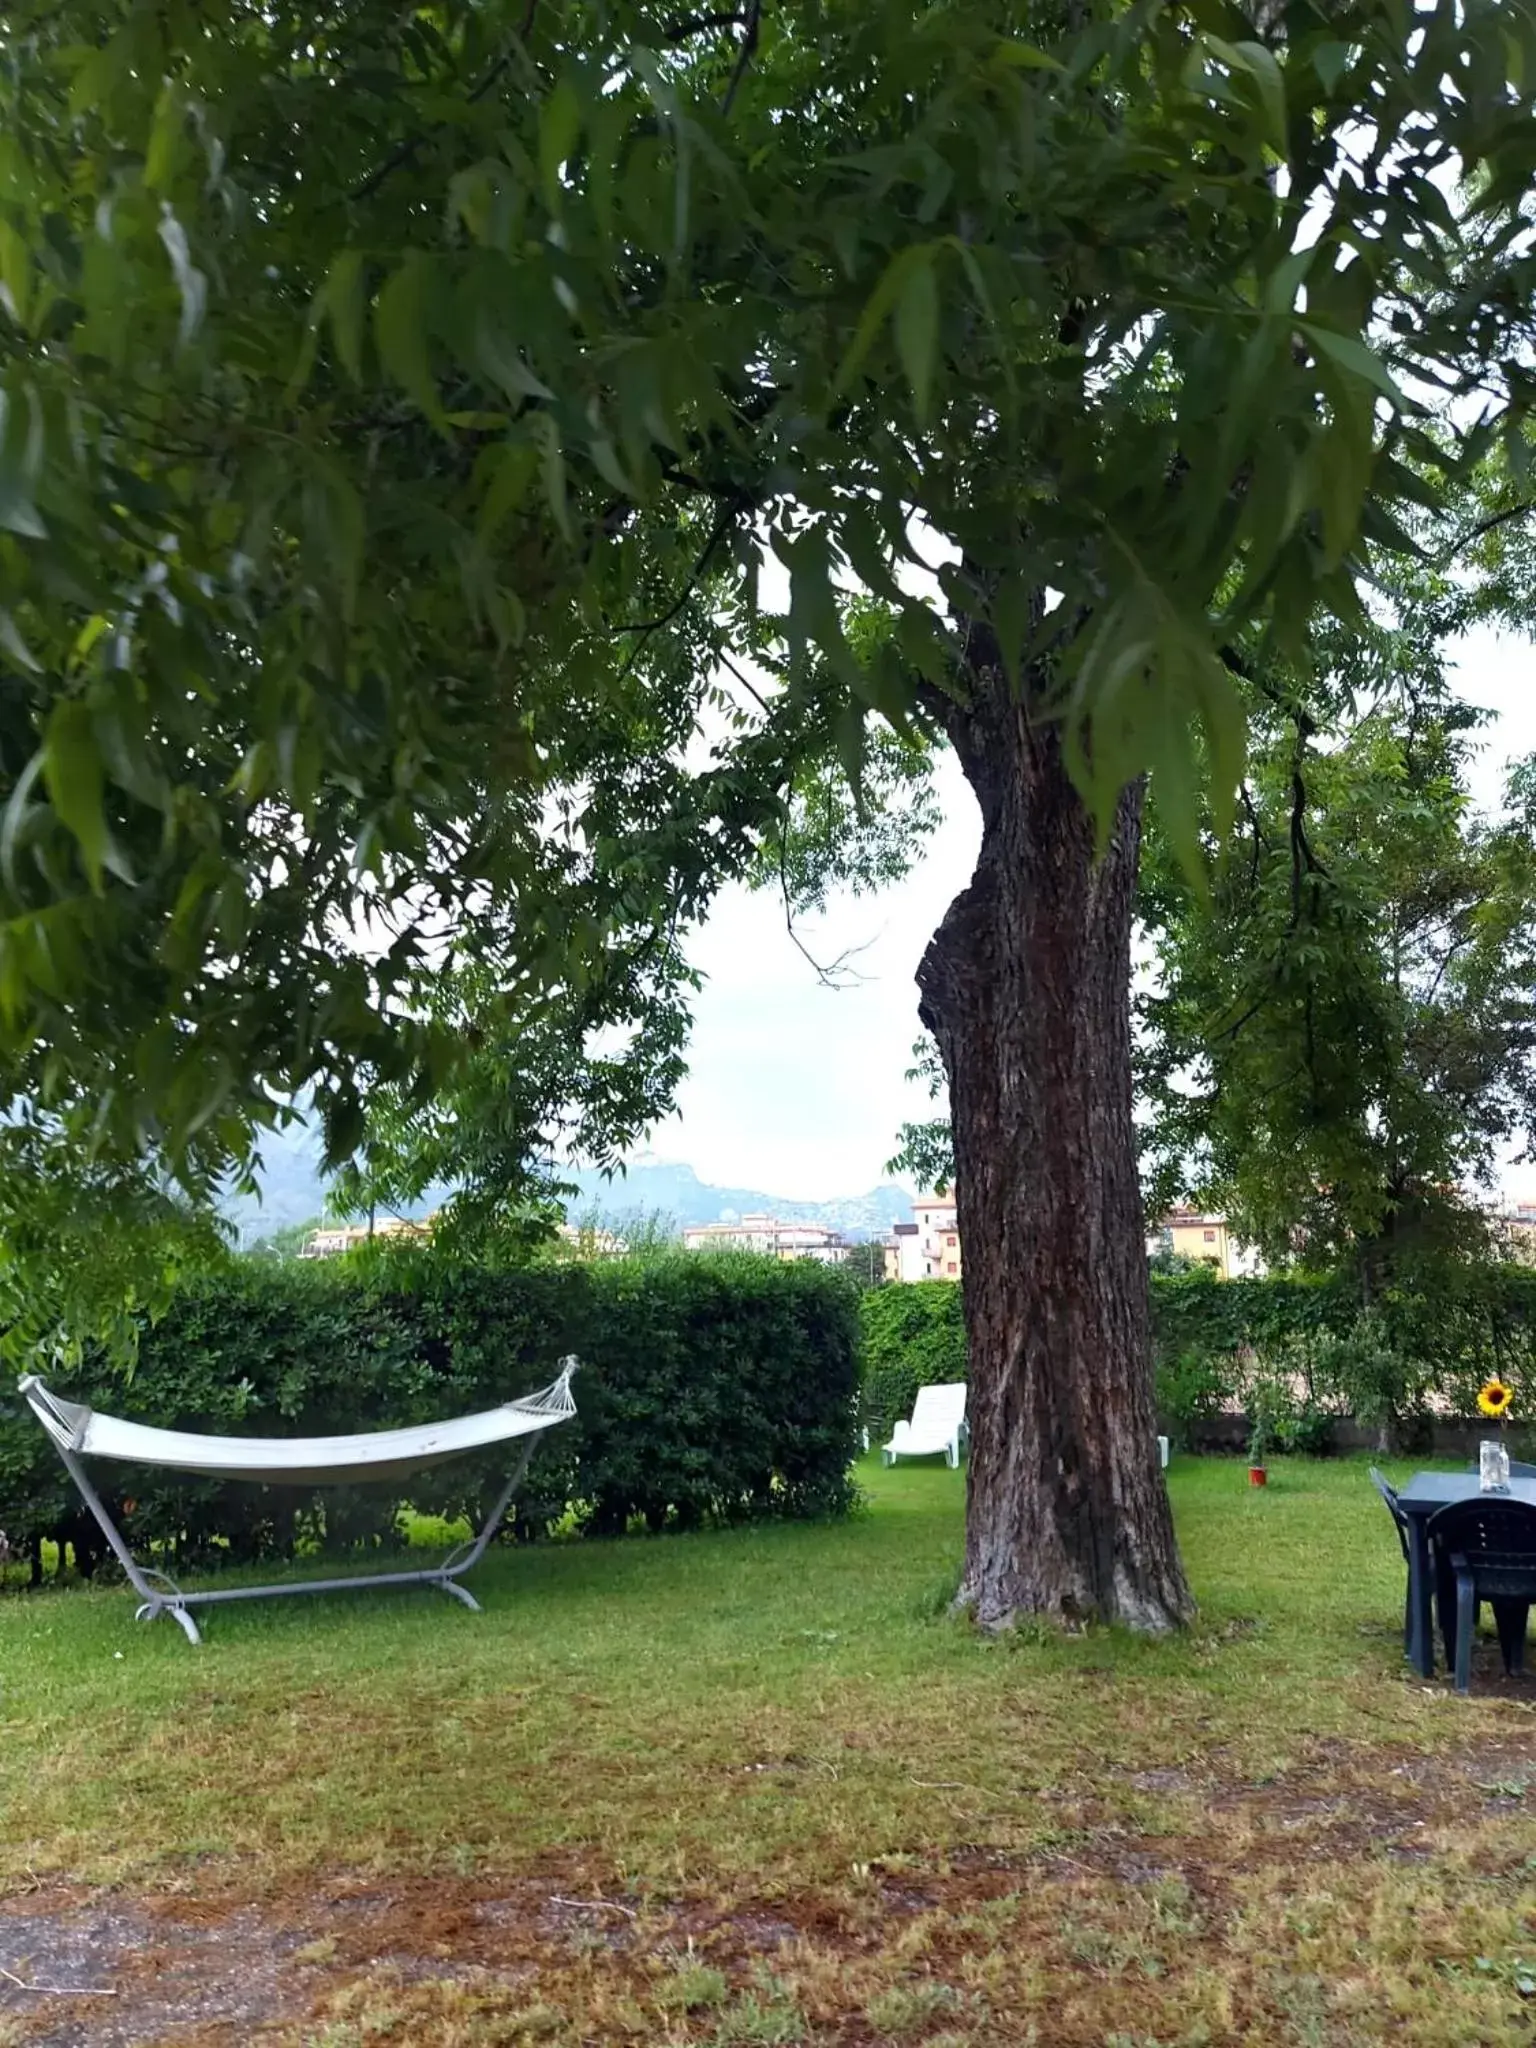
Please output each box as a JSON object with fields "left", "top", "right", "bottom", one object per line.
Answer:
{"left": 1424, "top": 1498, "right": 1536, "bottom": 1694}
{"left": 1449, "top": 1467, "right": 1536, "bottom": 1657}
{"left": 1368, "top": 1466, "right": 1412, "bottom": 1654}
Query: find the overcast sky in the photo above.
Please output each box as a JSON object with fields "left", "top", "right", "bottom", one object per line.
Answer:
{"left": 639, "top": 620, "right": 1536, "bottom": 1204}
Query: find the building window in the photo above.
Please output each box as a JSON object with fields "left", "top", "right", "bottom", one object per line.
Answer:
{"left": 1203, "top": 1229, "right": 1217, "bottom": 1243}
{"left": 946, "top": 1234, "right": 957, "bottom": 1248}
{"left": 946, "top": 1260, "right": 958, "bottom": 1274}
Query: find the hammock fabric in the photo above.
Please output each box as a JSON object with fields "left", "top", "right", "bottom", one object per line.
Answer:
{"left": 18, "top": 1366, "right": 578, "bottom": 1486}
{"left": 18, "top": 1358, "right": 579, "bottom": 1645}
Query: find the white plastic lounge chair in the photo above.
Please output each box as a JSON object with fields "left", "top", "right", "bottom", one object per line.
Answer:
{"left": 18, "top": 1359, "right": 578, "bottom": 1644}
{"left": 883, "top": 1382, "right": 968, "bottom": 1468}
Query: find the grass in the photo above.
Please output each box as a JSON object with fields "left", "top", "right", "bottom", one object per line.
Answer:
{"left": 1, "top": 1454, "right": 1535, "bottom": 2045}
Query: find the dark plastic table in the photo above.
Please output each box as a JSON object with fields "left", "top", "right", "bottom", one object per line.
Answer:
{"left": 1395, "top": 1471, "right": 1536, "bottom": 1677}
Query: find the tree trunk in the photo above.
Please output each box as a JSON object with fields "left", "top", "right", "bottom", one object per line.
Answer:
{"left": 917, "top": 667, "right": 1193, "bottom": 1633}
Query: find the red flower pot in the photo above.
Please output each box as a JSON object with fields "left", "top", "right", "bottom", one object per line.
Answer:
{"left": 1248, "top": 1465, "right": 1267, "bottom": 1487}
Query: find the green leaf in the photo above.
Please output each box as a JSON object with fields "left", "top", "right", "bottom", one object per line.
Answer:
{"left": 539, "top": 77, "right": 583, "bottom": 213}
{"left": 1312, "top": 40, "right": 1351, "bottom": 93}
{"left": 586, "top": 93, "right": 629, "bottom": 252}
{"left": 1230, "top": 40, "right": 1288, "bottom": 156}
{"left": 990, "top": 40, "right": 1063, "bottom": 72}
{"left": 1311, "top": 404, "right": 1375, "bottom": 568}
{"left": 275, "top": 718, "right": 323, "bottom": 815}
{"left": 67, "top": 34, "right": 129, "bottom": 120}
{"left": 834, "top": 700, "right": 868, "bottom": 808}
{"left": 836, "top": 244, "right": 935, "bottom": 397}
{"left": 1203, "top": 35, "right": 1288, "bottom": 156}
{"left": 0, "top": 609, "right": 40, "bottom": 672}
{"left": 533, "top": 413, "right": 572, "bottom": 543}
{"left": 474, "top": 318, "right": 554, "bottom": 403}
{"left": 303, "top": 456, "right": 365, "bottom": 622}
{"left": 1261, "top": 243, "right": 1315, "bottom": 316}
{"left": 43, "top": 701, "right": 109, "bottom": 892}
{"left": 589, "top": 434, "right": 638, "bottom": 497}
{"left": 991, "top": 577, "right": 1034, "bottom": 694}
{"left": 895, "top": 252, "right": 940, "bottom": 424}
{"left": 0, "top": 221, "right": 32, "bottom": 329}
{"left": 157, "top": 210, "right": 207, "bottom": 346}
{"left": 1299, "top": 323, "right": 1409, "bottom": 408}
{"left": 0, "top": 385, "right": 46, "bottom": 538}
{"left": 782, "top": 526, "right": 860, "bottom": 690}
{"left": 477, "top": 440, "right": 539, "bottom": 544}
{"left": 1185, "top": 637, "right": 1244, "bottom": 845}
{"left": 144, "top": 81, "right": 185, "bottom": 193}
{"left": 837, "top": 501, "right": 907, "bottom": 608}
{"left": 326, "top": 252, "right": 367, "bottom": 384}
{"left": 375, "top": 255, "right": 443, "bottom": 424}
{"left": 0, "top": 750, "right": 44, "bottom": 895}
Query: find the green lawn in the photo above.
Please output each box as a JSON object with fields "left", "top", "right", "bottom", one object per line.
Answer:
{"left": 2, "top": 1456, "right": 1535, "bottom": 2046}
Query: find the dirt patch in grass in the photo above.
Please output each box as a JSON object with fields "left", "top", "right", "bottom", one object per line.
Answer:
{"left": 5, "top": 1734, "right": 1536, "bottom": 2048}
{"left": 0, "top": 1894, "right": 316, "bottom": 2048}
{"left": 7, "top": 1465, "right": 1536, "bottom": 2043}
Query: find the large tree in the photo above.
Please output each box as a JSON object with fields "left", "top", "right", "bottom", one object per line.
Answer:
{"left": 1140, "top": 658, "right": 1536, "bottom": 1293}
{"left": 2, "top": 2, "right": 1536, "bottom": 1625}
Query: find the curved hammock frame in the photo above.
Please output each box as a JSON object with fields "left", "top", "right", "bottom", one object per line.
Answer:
{"left": 18, "top": 1359, "right": 578, "bottom": 1644}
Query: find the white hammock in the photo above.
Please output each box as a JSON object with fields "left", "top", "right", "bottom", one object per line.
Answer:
{"left": 17, "top": 1358, "right": 580, "bottom": 1644}
{"left": 18, "top": 1362, "right": 578, "bottom": 1487}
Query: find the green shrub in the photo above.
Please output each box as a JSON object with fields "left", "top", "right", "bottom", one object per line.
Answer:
{"left": 0, "top": 1251, "right": 860, "bottom": 1575}
{"left": 857, "top": 1282, "right": 966, "bottom": 1439}
{"left": 1153, "top": 1349, "right": 1230, "bottom": 1449}
{"left": 1304, "top": 1311, "right": 1417, "bottom": 1450}
{"left": 856, "top": 1262, "right": 1536, "bottom": 1454}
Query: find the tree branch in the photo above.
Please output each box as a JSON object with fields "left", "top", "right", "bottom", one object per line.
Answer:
{"left": 1238, "top": 780, "right": 1265, "bottom": 904}
{"left": 721, "top": 0, "right": 762, "bottom": 116}
{"left": 352, "top": 32, "right": 531, "bottom": 204}
{"left": 717, "top": 646, "right": 775, "bottom": 720}
{"left": 664, "top": 8, "right": 749, "bottom": 39}
{"left": 656, "top": 456, "right": 758, "bottom": 502}
{"left": 1423, "top": 920, "right": 1479, "bottom": 1004}
{"left": 777, "top": 817, "right": 873, "bottom": 990}
{"left": 1212, "top": 993, "right": 1269, "bottom": 1046}
{"left": 1285, "top": 717, "right": 1327, "bottom": 937}
{"left": 611, "top": 495, "right": 748, "bottom": 675}
{"left": 1439, "top": 499, "right": 1536, "bottom": 561}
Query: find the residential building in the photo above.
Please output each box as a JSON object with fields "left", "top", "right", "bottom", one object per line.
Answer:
{"left": 299, "top": 1214, "right": 431, "bottom": 1258}
{"left": 880, "top": 1193, "right": 1264, "bottom": 1284}
{"left": 1150, "top": 1208, "right": 1262, "bottom": 1280}
{"left": 555, "top": 1223, "right": 628, "bottom": 1259}
{"left": 680, "top": 1214, "right": 850, "bottom": 1264}
{"left": 913, "top": 1195, "right": 962, "bottom": 1280}
{"left": 883, "top": 1226, "right": 915, "bottom": 1282}
{"left": 1490, "top": 1202, "right": 1536, "bottom": 1265}
{"left": 881, "top": 1197, "right": 962, "bottom": 1283}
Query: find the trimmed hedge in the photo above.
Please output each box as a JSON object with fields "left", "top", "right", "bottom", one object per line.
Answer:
{"left": 859, "top": 1282, "right": 967, "bottom": 1442}
{"left": 0, "top": 1252, "right": 860, "bottom": 1579}
{"left": 1150, "top": 1265, "right": 1536, "bottom": 1450}
{"left": 858, "top": 1266, "right": 1536, "bottom": 1452}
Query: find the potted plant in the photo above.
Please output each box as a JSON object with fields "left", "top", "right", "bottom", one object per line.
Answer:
{"left": 1246, "top": 1409, "right": 1270, "bottom": 1487}
{"left": 1244, "top": 1371, "right": 1288, "bottom": 1487}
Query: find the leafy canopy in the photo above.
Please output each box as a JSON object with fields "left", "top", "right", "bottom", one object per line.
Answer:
{"left": 1140, "top": 582, "right": 1536, "bottom": 1279}
{"left": 0, "top": 0, "right": 1533, "bottom": 1227}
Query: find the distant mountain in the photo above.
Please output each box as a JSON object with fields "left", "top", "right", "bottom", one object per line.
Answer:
{"left": 220, "top": 1121, "right": 336, "bottom": 1243}
{"left": 221, "top": 1135, "right": 914, "bottom": 1246}
{"left": 561, "top": 1160, "right": 915, "bottom": 1240}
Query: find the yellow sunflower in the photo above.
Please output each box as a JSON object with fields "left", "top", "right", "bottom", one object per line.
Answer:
{"left": 1478, "top": 1377, "right": 1514, "bottom": 1421}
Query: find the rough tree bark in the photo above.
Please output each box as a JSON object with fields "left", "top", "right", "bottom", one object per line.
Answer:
{"left": 917, "top": 642, "right": 1194, "bottom": 1634}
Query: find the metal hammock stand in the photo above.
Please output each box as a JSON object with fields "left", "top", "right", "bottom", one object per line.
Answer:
{"left": 18, "top": 1358, "right": 579, "bottom": 1644}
